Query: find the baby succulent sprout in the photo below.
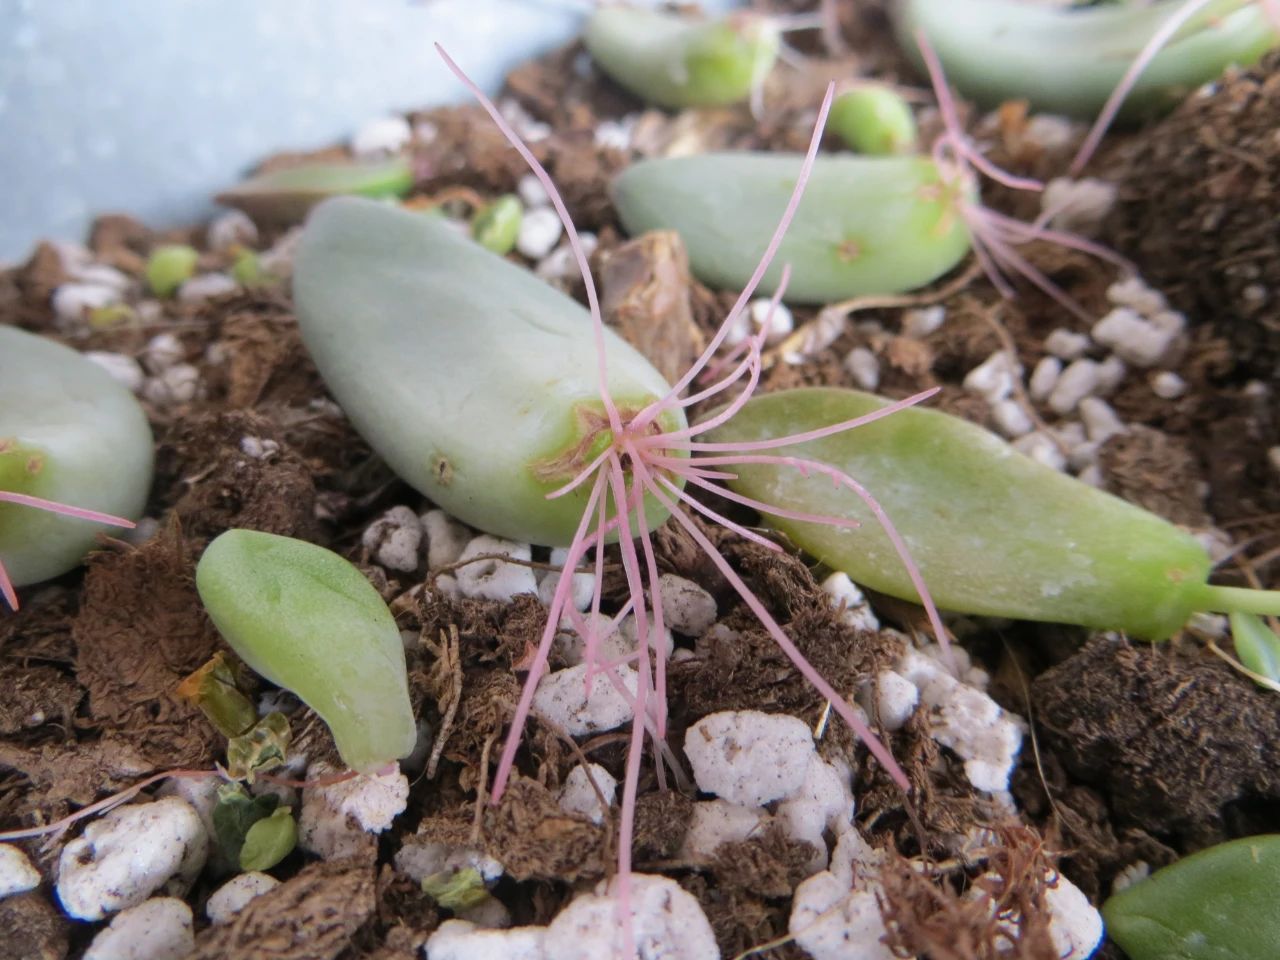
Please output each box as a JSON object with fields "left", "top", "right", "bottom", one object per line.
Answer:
{"left": 829, "top": 83, "right": 919, "bottom": 155}
{"left": 471, "top": 193, "right": 522, "bottom": 255}
{"left": 145, "top": 244, "right": 199, "bottom": 298}
{"left": 215, "top": 154, "right": 415, "bottom": 225}
{"left": 706, "top": 387, "right": 1280, "bottom": 639}
{"left": 0, "top": 326, "right": 152, "bottom": 610}
{"left": 195, "top": 529, "right": 416, "bottom": 773}
{"left": 894, "top": 0, "right": 1278, "bottom": 120}
{"left": 1102, "top": 834, "right": 1280, "bottom": 959}
{"left": 1227, "top": 611, "right": 1280, "bottom": 690}
{"left": 583, "top": 6, "right": 780, "bottom": 110}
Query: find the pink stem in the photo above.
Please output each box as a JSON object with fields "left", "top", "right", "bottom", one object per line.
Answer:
{"left": 655, "top": 473, "right": 784, "bottom": 553}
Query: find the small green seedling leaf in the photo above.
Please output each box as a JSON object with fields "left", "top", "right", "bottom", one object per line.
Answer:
{"left": 1103, "top": 834, "right": 1280, "bottom": 959}
{"left": 87, "top": 303, "right": 139, "bottom": 330}
{"left": 196, "top": 528, "right": 416, "bottom": 773}
{"left": 230, "top": 248, "right": 275, "bottom": 288}
{"left": 472, "top": 194, "right": 523, "bottom": 255}
{"left": 612, "top": 153, "right": 972, "bottom": 303}
{"left": 1230, "top": 612, "right": 1280, "bottom": 688}
{"left": 213, "top": 783, "right": 279, "bottom": 864}
{"left": 216, "top": 156, "right": 415, "bottom": 225}
{"left": 584, "top": 7, "right": 779, "bottom": 110}
{"left": 422, "top": 867, "right": 491, "bottom": 912}
{"left": 829, "top": 85, "right": 919, "bottom": 155}
{"left": 176, "top": 652, "right": 258, "bottom": 738}
{"left": 226, "top": 711, "right": 292, "bottom": 781}
{"left": 145, "top": 244, "right": 199, "bottom": 298}
{"left": 239, "top": 806, "right": 297, "bottom": 872}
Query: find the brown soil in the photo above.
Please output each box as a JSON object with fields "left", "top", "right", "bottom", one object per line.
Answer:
{"left": 2, "top": 6, "right": 1279, "bottom": 960}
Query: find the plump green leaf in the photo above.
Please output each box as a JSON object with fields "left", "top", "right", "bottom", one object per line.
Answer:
{"left": 146, "top": 244, "right": 199, "bottom": 298}
{"left": 196, "top": 529, "right": 416, "bottom": 772}
{"left": 213, "top": 783, "right": 279, "bottom": 863}
{"left": 239, "top": 806, "right": 297, "bottom": 872}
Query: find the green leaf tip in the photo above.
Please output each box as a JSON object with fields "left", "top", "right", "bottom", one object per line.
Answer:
{"left": 196, "top": 528, "right": 416, "bottom": 773}
{"left": 216, "top": 155, "right": 415, "bottom": 225}
{"left": 146, "top": 244, "right": 199, "bottom": 298}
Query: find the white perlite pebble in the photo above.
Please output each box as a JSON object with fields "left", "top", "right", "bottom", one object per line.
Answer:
{"left": 658, "top": 573, "right": 717, "bottom": 636}
{"left": 1028, "top": 355, "right": 1062, "bottom": 401}
{"left": 363, "top": 505, "right": 423, "bottom": 572}
{"left": 143, "top": 332, "right": 185, "bottom": 373}
{"left": 542, "top": 873, "right": 718, "bottom": 960}
{"left": 820, "top": 572, "right": 879, "bottom": 633}
{"left": 789, "top": 870, "right": 895, "bottom": 960}
{"left": 963, "top": 350, "right": 1019, "bottom": 403}
{"left": 594, "top": 117, "right": 634, "bottom": 151}
{"left": 52, "top": 282, "right": 122, "bottom": 324}
{"left": 1111, "top": 861, "right": 1150, "bottom": 894}
{"left": 533, "top": 663, "right": 638, "bottom": 737}
{"left": 684, "top": 710, "right": 816, "bottom": 807}
{"left": 559, "top": 763, "right": 617, "bottom": 825}
{"left": 896, "top": 648, "right": 1023, "bottom": 794}
{"left": 84, "top": 898, "right": 194, "bottom": 960}
{"left": 1047, "top": 359, "right": 1099, "bottom": 415}
{"left": 990, "top": 399, "right": 1034, "bottom": 438}
{"left": 84, "top": 351, "right": 145, "bottom": 393}
{"left": 1092, "top": 307, "right": 1178, "bottom": 367}
{"left": 535, "top": 233, "right": 598, "bottom": 283}
{"left": 538, "top": 546, "right": 595, "bottom": 612}
{"left": 1150, "top": 370, "right": 1187, "bottom": 399}
{"left": 843, "top": 347, "right": 880, "bottom": 391}
{"left": 1044, "top": 872, "right": 1105, "bottom": 959}
{"left": 69, "top": 262, "right": 131, "bottom": 291}
{"left": 456, "top": 536, "right": 538, "bottom": 602}
{"left": 396, "top": 841, "right": 504, "bottom": 886}
{"left": 304, "top": 762, "right": 409, "bottom": 834}
{"left": 205, "top": 871, "right": 280, "bottom": 924}
{"left": 57, "top": 797, "right": 208, "bottom": 921}
{"left": 900, "top": 305, "right": 945, "bottom": 338}
{"left": 0, "top": 844, "right": 41, "bottom": 899}
{"left": 352, "top": 115, "right": 412, "bottom": 157}
{"left": 1012, "top": 431, "right": 1066, "bottom": 472}
{"left": 1107, "top": 275, "right": 1166, "bottom": 316}
{"left": 1040, "top": 176, "right": 1116, "bottom": 236}
{"left": 516, "top": 207, "right": 564, "bottom": 260}
{"left": 861, "top": 670, "right": 918, "bottom": 732}
{"left": 679, "top": 800, "right": 769, "bottom": 861}
{"left": 776, "top": 758, "right": 854, "bottom": 872}
{"left": 177, "top": 272, "right": 239, "bottom": 304}
{"left": 426, "top": 919, "right": 547, "bottom": 960}
{"left": 422, "top": 509, "right": 471, "bottom": 570}
{"left": 1079, "top": 396, "right": 1126, "bottom": 444}
{"left": 1044, "top": 328, "right": 1091, "bottom": 360}
{"left": 517, "top": 173, "right": 550, "bottom": 209}
{"left": 239, "top": 436, "right": 280, "bottom": 460}
{"left": 206, "top": 209, "right": 259, "bottom": 253}
{"left": 143, "top": 363, "right": 201, "bottom": 406}
{"left": 1095, "top": 354, "right": 1127, "bottom": 395}
{"left": 749, "top": 298, "right": 795, "bottom": 344}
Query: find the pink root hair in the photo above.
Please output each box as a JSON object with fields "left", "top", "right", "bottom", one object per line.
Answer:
{"left": 0, "top": 492, "right": 137, "bottom": 611}
{"left": 436, "top": 43, "right": 953, "bottom": 958}
{"left": 1071, "top": 0, "right": 1280, "bottom": 175}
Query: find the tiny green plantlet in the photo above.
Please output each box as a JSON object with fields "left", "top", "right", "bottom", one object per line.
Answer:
{"left": 195, "top": 529, "right": 416, "bottom": 773}
{"left": 583, "top": 6, "right": 780, "bottom": 110}
{"left": 1228, "top": 611, "right": 1280, "bottom": 690}
{"left": 705, "top": 387, "right": 1280, "bottom": 638}
{"left": 0, "top": 326, "right": 152, "bottom": 610}
{"left": 145, "top": 244, "right": 199, "bottom": 298}
{"left": 1102, "top": 834, "right": 1280, "bottom": 959}
{"left": 893, "top": 0, "right": 1278, "bottom": 120}
{"left": 215, "top": 154, "right": 415, "bottom": 225}
{"left": 471, "top": 193, "right": 522, "bottom": 255}
{"left": 829, "top": 84, "right": 919, "bottom": 155}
